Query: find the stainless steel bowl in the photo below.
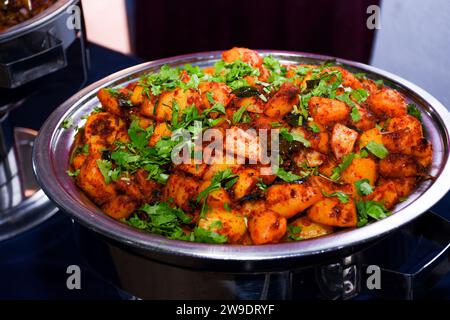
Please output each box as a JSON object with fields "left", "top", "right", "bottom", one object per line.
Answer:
{"left": 33, "top": 51, "right": 450, "bottom": 272}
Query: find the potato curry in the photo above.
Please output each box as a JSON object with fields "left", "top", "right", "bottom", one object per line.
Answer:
{"left": 66, "top": 48, "right": 432, "bottom": 245}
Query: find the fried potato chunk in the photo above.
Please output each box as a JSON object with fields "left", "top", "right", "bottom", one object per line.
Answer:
{"left": 287, "top": 216, "right": 333, "bottom": 240}
{"left": 248, "top": 210, "right": 287, "bottom": 245}
{"left": 341, "top": 158, "right": 378, "bottom": 186}
{"left": 266, "top": 183, "right": 323, "bottom": 218}
{"left": 367, "top": 88, "right": 407, "bottom": 118}
{"left": 198, "top": 208, "right": 247, "bottom": 244}
{"left": 84, "top": 112, "right": 127, "bottom": 153}
{"left": 307, "top": 198, "right": 357, "bottom": 227}
{"left": 309, "top": 97, "right": 350, "bottom": 126}
{"left": 76, "top": 155, "right": 117, "bottom": 205}
{"left": 379, "top": 154, "right": 418, "bottom": 178}
{"left": 222, "top": 47, "right": 263, "bottom": 68}
{"left": 264, "top": 82, "right": 300, "bottom": 118}
{"left": 163, "top": 173, "right": 200, "bottom": 212}
{"left": 331, "top": 123, "right": 358, "bottom": 159}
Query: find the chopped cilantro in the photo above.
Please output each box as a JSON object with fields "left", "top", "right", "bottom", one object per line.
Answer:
{"left": 354, "top": 179, "right": 374, "bottom": 196}
{"left": 66, "top": 169, "right": 80, "bottom": 177}
{"left": 321, "top": 190, "right": 350, "bottom": 204}
{"left": 407, "top": 103, "right": 423, "bottom": 123}
{"left": 365, "top": 141, "right": 389, "bottom": 159}
{"left": 276, "top": 167, "right": 302, "bottom": 182}
{"left": 330, "top": 153, "right": 355, "bottom": 181}
{"left": 61, "top": 118, "right": 73, "bottom": 129}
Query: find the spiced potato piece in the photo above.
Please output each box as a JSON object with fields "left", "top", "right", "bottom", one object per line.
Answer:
{"left": 163, "top": 173, "right": 200, "bottom": 212}
{"left": 266, "top": 183, "right": 323, "bottom": 218}
{"left": 84, "top": 112, "right": 128, "bottom": 153}
{"left": 309, "top": 97, "right": 350, "bottom": 126}
{"left": 199, "top": 81, "right": 232, "bottom": 110}
{"left": 341, "top": 157, "right": 378, "bottom": 186}
{"left": 378, "top": 177, "right": 416, "bottom": 198}
{"left": 101, "top": 195, "right": 139, "bottom": 220}
{"left": 287, "top": 216, "right": 334, "bottom": 240}
{"left": 222, "top": 47, "right": 263, "bottom": 68}
{"left": 379, "top": 154, "right": 418, "bottom": 178}
{"left": 148, "top": 122, "right": 172, "bottom": 147}
{"left": 248, "top": 210, "right": 287, "bottom": 245}
{"left": 232, "top": 168, "right": 259, "bottom": 200}
{"left": 358, "top": 127, "right": 382, "bottom": 150}
{"left": 366, "top": 181, "right": 399, "bottom": 210}
{"left": 367, "top": 87, "right": 407, "bottom": 118}
{"left": 198, "top": 208, "right": 247, "bottom": 244}
{"left": 352, "top": 104, "right": 377, "bottom": 131}
{"left": 307, "top": 198, "right": 358, "bottom": 227}
{"left": 155, "top": 88, "right": 203, "bottom": 122}
{"left": 264, "top": 82, "right": 300, "bottom": 118}
{"left": 331, "top": 123, "right": 358, "bottom": 159}
{"left": 382, "top": 115, "right": 423, "bottom": 153}
{"left": 76, "top": 155, "right": 117, "bottom": 206}
{"left": 97, "top": 88, "right": 123, "bottom": 117}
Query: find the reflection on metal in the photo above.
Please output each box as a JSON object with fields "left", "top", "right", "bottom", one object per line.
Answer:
{"left": 0, "top": 126, "right": 57, "bottom": 241}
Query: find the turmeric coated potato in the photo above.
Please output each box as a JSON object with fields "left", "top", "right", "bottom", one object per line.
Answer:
{"left": 84, "top": 112, "right": 127, "bottom": 153}
{"left": 76, "top": 155, "right": 117, "bottom": 205}
{"left": 101, "top": 195, "right": 139, "bottom": 220}
{"left": 198, "top": 208, "right": 247, "bottom": 244}
{"left": 266, "top": 183, "right": 323, "bottom": 218}
{"left": 341, "top": 157, "right": 378, "bottom": 186}
{"left": 264, "top": 82, "right": 300, "bottom": 118}
{"left": 309, "top": 97, "right": 350, "bottom": 126}
{"left": 248, "top": 210, "right": 287, "bottom": 245}
{"left": 307, "top": 198, "right": 358, "bottom": 227}
{"left": 379, "top": 154, "right": 418, "bottom": 178}
{"left": 287, "top": 216, "right": 333, "bottom": 240}
{"left": 367, "top": 88, "right": 407, "bottom": 118}
{"left": 331, "top": 123, "right": 358, "bottom": 159}
{"left": 222, "top": 47, "right": 263, "bottom": 68}
{"left": 163, "top": 173, "right": 200, "bottom": 212}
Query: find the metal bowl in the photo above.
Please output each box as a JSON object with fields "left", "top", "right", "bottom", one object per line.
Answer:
{"left": 33, "top": 51, "right": 450, "bottom": 272}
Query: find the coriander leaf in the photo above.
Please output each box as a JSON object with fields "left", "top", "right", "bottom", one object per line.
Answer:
{"left": 330, "top": 153, "right": 355, "bottom": 181}
{"left": 256, "top": 178, "right": 268, "bottom": 191}
{"left": 374, "top": 79, "right": 384, "bottom": 87}
{"left": 270, "top": 122, "right": 282, "bottom": 128}
{"left": 287, "top": 225, "right": 303, "bottom": 241}
{"left": 96, "top": 159, "right": 113, "bottom": 184}
{"left": 128, "top": 118, "right": 153, "bottom": 150}
{"left": 365, "top": 201, "right": 390, "bottom": 220}
{"left": 354, "top": 179, "right": 374, "bottom": 196}
{"left": 232, "top": 105, "right": 248, "bottom": 124}
{"left": 223, "top": 203, "right": 232, "bottom": 212}
{"left": 191, "top": 227, "right": 228, "bottom": 244}
{"left": 356, "top": 200, "right": 391, "bottom": 227}
{"left": 407, "top": 103, "right": 423, "bottom": 123}
{"left": 365, "top": 141, "right": 389, "bottom": 159}
{"left": 276, "top": 167, "right": 302, "bottom": 182}
{"left": 350, "top": 106, "right": 361, "bottom": 122}
{"left": 321, "top": 190, "right": 350, "bottom": 204}
{"left": 280, "top": 128, "right": 311, "bottom": 148}
{"left": 67, "top": 169, "right": 80, "bottom": 177}
{"left": 197, "top": 169, "right": 238, "bottom": 202}
{"left": 61, "top": 118, "right": 73, "bottom": 129}
{"left": 351, "top": 88, "right": 369, "bottom": 104}
{"left": 308, "top": 123, "right": 320, "bottom": 133}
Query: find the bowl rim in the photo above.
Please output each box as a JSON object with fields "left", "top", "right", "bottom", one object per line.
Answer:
{"left": 33, "top": 50, "right": 450, "bottom": 265}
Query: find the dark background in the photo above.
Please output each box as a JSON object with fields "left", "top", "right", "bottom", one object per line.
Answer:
{"left": 132, "top": 0, "right": 379, "bottom": 63}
